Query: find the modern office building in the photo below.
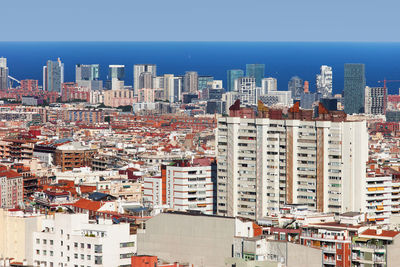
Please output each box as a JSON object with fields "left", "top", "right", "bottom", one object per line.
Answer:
{"left": 216, "top": 102, "right": 368, "bottom": 220}
{"left": 184, "top": 71, "right": 198, "bottom": 93}
{"left": 236, "top": 77, "right": 258, "bottom": 106}
{"left": 227, "top": 69, "right": 244, "bottom": 92}
{"left": 246, "top": 64, "right": 265, "bottom": 87}
{"left": 0, "top": 57, "right": 8, "bottom": 90}
{"left": 344, "top": 63, "right": 366, "bottom": 114}
{"left": 261, "top": 77, "right": 277, "bottom": 94}
{"left": 259, "top": 91, "right": 292, "bottom": 107}
{"left": 198, "top": 76, "right": 214, "bottom": 91}
{"left": 109, "top": 65, "right": 125, "bottom": 90}
{"left": 43, "top": 58, "right": 64, "bottom": 92}
{"left": 134, "top": 64, "right": 157, "bottom": 93}
{"left": 316, "top": 65, "right": 333, "bottom": 98}
{"left": 364, "top": 86, "right": 387, "bottom": 115}
{"left": 75, "top": 64, "right": 102, "bottom": 90}
{"left": 288, "top": 76, "right": 303, "bottom": 99}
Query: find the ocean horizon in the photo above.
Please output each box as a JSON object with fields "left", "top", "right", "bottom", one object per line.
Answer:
{"left": 1, "top": 41, "right": 400, "bottom": 95}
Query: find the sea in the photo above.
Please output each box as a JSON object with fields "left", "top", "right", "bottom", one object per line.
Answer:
{"left": 1, "top": 42, "right": 400, "bottom": 95}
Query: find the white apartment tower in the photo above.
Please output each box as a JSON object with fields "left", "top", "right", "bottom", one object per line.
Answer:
{"left": 316, "top": 65, "right": 333, "bottom": 98}
{"left": 365, "top": 86, "right": 387, "bottom": 115}
{"left": 216, "top": 104, "right": 368, "bottom": 220}
{"left": 134, "top": 64, "right": 157, "bottom": 94}
{"left": 261, "top": 77, "right": 277, "bottom": 94}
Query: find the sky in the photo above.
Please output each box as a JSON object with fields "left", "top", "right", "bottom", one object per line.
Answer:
{"left": 2, "top": 0, "right": 400, "bottom": 42}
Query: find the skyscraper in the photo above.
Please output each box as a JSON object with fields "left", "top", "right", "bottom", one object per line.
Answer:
{"left": 246, "top": 64, "right": 265, "bottom": 87}
{"left": 316, "top": 65, "right": 333, "bottom": 98}
{"left": 261, "top": 77, "right": 277, "bottom": 94}
{"left": 134, "top": 64, "right": 157, "bottom": 93}
{"left": 163, "top": 74, "right": 182, "bottom": 103}
{"left": 227, "top": 69, "right": 244, "bottom": 92}
{"left": 43, "top": 58, "right": 64, "bottom": 92}
{"left": 288, "top": 76, "right": 303, "bottom": 98}
{"left": 139, "top": 72, "right": 153, "bottom": 89}
{"left": 184, "top": 71, "right": 198, "bottom": 93}
{"left": 0, "top": 57, "right": 8, "bottom": 91}
{"left": 198, "top": 76, "right": 214, "bottom": 91}
{"left": 76, "top": 64, "right": 102, "bottom": 90}
{"left": 344, "top": 63, "right": 366, "bottom": 114}
{"left": 109, "top": 65, "right": 125, "bottom": 90}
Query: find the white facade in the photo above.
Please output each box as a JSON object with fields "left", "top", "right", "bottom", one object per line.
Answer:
{"left": 216, "top": 116, "right": 368, "bottom": 220}
{"left": 237, "top": 77, "right": 257, "bottom": 106}
{"left": 0, "top": 172, "right": 23, "bottom": 209}
{"left": 133, "top": 64, "right": 156, "bottom": 94}
{"left": 316, "top": 65, "right": 333, "bottom": 98}
{"left": 260, "top": 90, "right": 293, "bottom": 107}
{"left": 143, "top": 177, "right": 163, "bottom": 207}
{"left": 261, "top": 77, "right": 277, "bottom": 94}
{"left": 90, "top": 90, "right": 105, "bottom": 105}
{"left": 32, "top": 213, "right": 136, "bottom": 267}
{"left": 163, "top": 74, "right": 182, "bottom": 103}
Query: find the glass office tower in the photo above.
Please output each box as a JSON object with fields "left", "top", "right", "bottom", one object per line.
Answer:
{"left": 246, "top": 64, "right": 265, "bottom": 87}
{"left": 227, "top": 69, "right": 244, "bottom": 92}
{"left": 344, "top": 63, "right": 365, "bottom": 114}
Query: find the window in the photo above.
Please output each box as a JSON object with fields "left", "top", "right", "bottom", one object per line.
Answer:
{"left": 95, "top": 256, "right": 102, "bottom": 265}
{"left": 120, "top": 242, "right": 135, "bottom": 248}
{"left": 61, "top": 241, "right": 63, "bottom": 246}
{"left": 87, "top": 244, "right": 91, "bottom": 249}
{"left": 43, "top": 250, "right": 47, "bottom": 256}
{"left": 87, "top": 255, "right": 91, "bottom": 260}
{"left": 337, "top": 243, "right": 342, "bottom": 249}
{"left": 81, "top": 243, "right": 84, "bottom": 249}
{"left": 120, "top": 253, "right": 134, "bottom": 259}
{"left": 50, "top": 240, "right": 54, "bottom": 245}
{"left": 337, "top": 255, "right": 342, "bottom": 261}
{"left": 94, "top": 245, "right": 102, "bottom": 253}
{"left": 43, "top": 239, "right": 47, "bottom": 245}
{"left": 50, "top": 251, "right": 54, "bottom": 256}
{"left": 36, "top": 239, "right": 40, "bottom": 244}
{"left": 81, "top": 254, "right": 85, "bottom": 260}
{"left": 74, "top": 253, "right": 78, "bottom": 259}
{"left": 36, "top": 250, "right": 40, "bottom": 255}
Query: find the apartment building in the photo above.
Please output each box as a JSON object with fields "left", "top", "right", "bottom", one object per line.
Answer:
{"left": 0, "top": 167, "right": 23, "bottom": 208}
{"left": 32, "top": 213, "right": 136, "bottom": 267}
{"left": 216, "top": 101, "right": 368, "bottom": 220}
{"left": 143, "top": 159, "right": 216, "bottom": 214}
{"left": 54, "top": 142, "right": 95, "bottom": 172}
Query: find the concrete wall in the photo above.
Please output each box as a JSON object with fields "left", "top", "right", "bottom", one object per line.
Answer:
{"left": 286, "top": 243, "right": 322, "bottom": 267}
{"left": 137, "top": 213, "right": 236, "bottom": 267}
{"left": 0, "top": 209, "right": 44, "bottom": 265}
{"left": 386, "top": 235, "right": 400, "bottom": 267}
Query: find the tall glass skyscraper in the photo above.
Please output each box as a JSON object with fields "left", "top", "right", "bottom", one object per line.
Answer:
{"left": 109, "top": 65, "right": 125, "bottom": 90}
{"left": 0, "top": 57, "right": 8, "bottom": 91}
{"left": 227, "top": 69, "right": 244, "bottom": 92}
{"left": 198, "top": 76, "right": 214, "bottom": 91}
{"left": 344, "top": 63, "right": 366, "bottom": 114}
{"left": 76, "top": 64, "right": 100, "bottom": 81}
{"left": 246, "top": 64, "right": 265, "bottom": 87}
{"left": 43, "top": 58, "right": 64, "bottom": 92}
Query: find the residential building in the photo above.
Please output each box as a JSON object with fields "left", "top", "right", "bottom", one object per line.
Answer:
{"left": 54, "top": 142, "right": 96, "bottom": 172}
{"left": 183, "top": 71, "right": 198, "bottom": 93}
{"left": 109, "top": 65, "right": 125, "bottom": 90}
{"left": 43, "top": 58, "right": 64, "bottom": 92}
{"left": 138, "top": 72, "right": 153, "bottom": 90}
{"left": 143, "top": 159, "right": 216, "bottom": 214}
{"left": 32, "top": 213, "right": 136, "bottom": 267}
{"left": 104, "top": 89, "right": 135, "bottom": 108}
{"left": 20, "top": 79, "right": 39, "bottom": 91}
{"left": 0, "top": 57, "right": 8, "bottom": 90}
{"left": 163, "top": 74, "right": 182, "bottom": 103}
{"left": 134, "top": 64, "right": 156, "bottom": 94}
{"left": 0, "top": 209, "right": 44, "bottom": 266}
{"left": 316, "top": 65, "right": 333, "bottom": 98}
{"left": 246, "top": 64, "right": 265, "bottom": 87}
{"left": 216, "top": 102, "right": 368, "bottom": 220}
{"left": 61, "top": 82, "right": 90, "bottom": 103}
{"left": 288, "top": 76, "right": 303, "bottom": 99}
{"left": 0, "top": 167, "right": 23, "bottom": 208}
{"left": 344, "top": 63, "right": 366, "bottom": 114}
{"left": 365, "top": 86, "right": 387, "bottom": 115}
{"left": 259, "top": 91, "right": 292, "bottom": 107}
{"left": 227, "top": 69, "right": 244, "bottom": 92}
{"left": 261, "top": 77, "right": 277, "bottom": 94}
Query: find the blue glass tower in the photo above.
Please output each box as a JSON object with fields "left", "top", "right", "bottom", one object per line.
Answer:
{"left": 246, "top": 64, "right": 265, "bottom": 87}
{"left": 227, "top": 69, "right": 244, "bottom": 92}
{"left": 344, "top": 63, "right": 365, "bottom": 114}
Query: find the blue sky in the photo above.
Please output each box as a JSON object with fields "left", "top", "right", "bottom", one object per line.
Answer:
{"left": 2, "top": 0, "right": 399, "bottom": 41}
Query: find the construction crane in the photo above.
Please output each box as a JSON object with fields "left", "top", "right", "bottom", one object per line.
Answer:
{"left": 8, "top": 75, "right": 21, "bottom": 88}
{"left": 377, "top": 79, "right": 400, "bottom": 89}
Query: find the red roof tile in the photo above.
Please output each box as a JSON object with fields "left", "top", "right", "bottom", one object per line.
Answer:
{"left": 361, "top": 229, "right": 400, "bottom": 238}
{"left": 72, "top": 198, "right": 103, "bottom": 212}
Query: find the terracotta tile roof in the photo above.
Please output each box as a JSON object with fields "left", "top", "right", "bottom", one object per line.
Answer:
{"left": 0, "top": 169, "right": 21, "bottom": 179}
{"left": 361, "top": 229, "right": 400, "bottom": 238}
{"left": 72, "top": 198, "right": 103, "bottom": 212}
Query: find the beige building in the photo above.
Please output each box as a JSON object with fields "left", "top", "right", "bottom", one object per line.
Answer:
{"left": 0, "top": 209, "right": 44, "bottom": 265}
{"left": 104, "top": 89, "right": 136, "bottom": 108}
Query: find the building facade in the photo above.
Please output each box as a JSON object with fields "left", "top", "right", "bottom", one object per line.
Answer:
{"left": 227, "top": 69, "right": 244, "bottom": 92}
{"left": 246, "top": 64, "right": 265, "bottom": 87}
{"left": 134, "top": 64, "right": 157, "bottom": 94}
{"left": 344, "top": 63, "right": 366, "bottom": 114}
{"left": 0, "top": 57, "right": 8, "bottom": 91}
{"left": 261, "top": 77, "right": 277, "bottom": 94}
{"left": 43, "top": 58, "right": 64, "bottom": 92}
{"left": 364, "top": 86, "right": 387, "bottom": 115}
{"left": 316, "top": 65, "right": 333, "bottom": 98}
